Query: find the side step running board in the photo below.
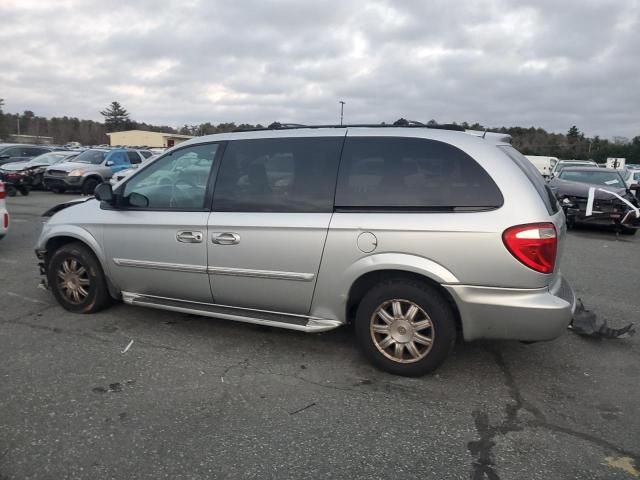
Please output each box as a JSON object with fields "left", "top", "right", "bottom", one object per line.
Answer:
{"left": 121, "top": 292, "right": 342, "bottom": 333}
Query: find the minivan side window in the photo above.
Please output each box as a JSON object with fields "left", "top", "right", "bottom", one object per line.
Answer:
{"left": 213, "top": 137, "right": 343, "bottom": 212}
{"left": 335, "top": 137, "right": 503, "bottom": 210}
{"left": 123, "top": 143, "right": 219, "bottom": 210}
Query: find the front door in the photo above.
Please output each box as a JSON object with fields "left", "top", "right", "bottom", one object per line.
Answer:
{"left": 102, "top": 142, "right": 221, "bottom": 302}
{"left": 207, "top": 135, "right": 343, "bottom": 315}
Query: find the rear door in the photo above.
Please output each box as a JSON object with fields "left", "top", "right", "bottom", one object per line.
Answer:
{"left": 207, "top": 135, "right": 343, "bottom": 314}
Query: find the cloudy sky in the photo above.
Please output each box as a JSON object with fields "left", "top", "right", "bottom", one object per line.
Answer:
{"left": 1, "top": 0, "right": 639, "bottom": 138}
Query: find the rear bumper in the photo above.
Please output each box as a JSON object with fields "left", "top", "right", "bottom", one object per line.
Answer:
{"left": 444, "top": 274, "right": 576, "bottom": 342}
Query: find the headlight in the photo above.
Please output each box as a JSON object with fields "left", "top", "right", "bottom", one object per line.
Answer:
{"left": 68, "top": 169, "right": 85, "bottom": 177}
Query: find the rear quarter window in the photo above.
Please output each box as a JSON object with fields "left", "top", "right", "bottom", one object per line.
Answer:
{"left": 500, "top": 146, "right": 559, "bottom": 215}
{"left": 335, "top": 137, "right": 503, "bottom": 210}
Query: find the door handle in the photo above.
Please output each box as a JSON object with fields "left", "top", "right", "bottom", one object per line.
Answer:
{"left": 176, "top": 230, "right": 203, "bottom": 243}
{"left": 211, "top": 232, "right": 240, "bottom": 245}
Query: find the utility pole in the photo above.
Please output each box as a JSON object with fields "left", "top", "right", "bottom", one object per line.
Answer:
{"left": 339, "top": 101, "right": 345, "bottom": 126}
{"left": 16, "top": 117, "right": 20, "bottom": 135}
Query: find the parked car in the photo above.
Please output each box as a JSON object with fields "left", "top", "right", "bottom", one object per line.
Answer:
{"left": 43, "top": 149, "right": 146, "bottom": 195}
{"left": 550, "top": 159, "right": 598, "bottom": 177}
{"left": 0, "top": 144, "right": 54, "bottom": 167}
{"left": 109, "top": 155, "right": 158, "bottom": 186}
{"left": 548, "top": 167, "right": 640, "bottom": 234}
{"left": 0, "top": 182, "right": 8, "bottom": 239}
{"left": 621, "top": 167, "right": 640, "bottom": 187}
{"left": 0, "top": 151, "right": 79, "bottom": 191}
{"left": 525, "top": 155, "right": 558, "bottom": 178}
{"left": 36, "top": 125, "right": 576, "bottom": 376}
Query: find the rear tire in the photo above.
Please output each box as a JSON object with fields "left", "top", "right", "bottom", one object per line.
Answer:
{"left": 620, "top": 227, "right": 637, "bottom": 236}
{"left": 82, "top": 178, "right": 99, "bottom": 196}
{"left": 354, "top": 279, "right": 456, "bottom": 376}
{"left": 47, "top": 242, "right": 111, "bottom": 313}
{"left": 19, "top": 186, "right": 30, "bottom": 196}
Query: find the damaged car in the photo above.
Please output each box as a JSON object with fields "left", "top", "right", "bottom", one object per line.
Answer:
{"left": 548, "top": 167, "right": 640, "bottom": 235}
{"left": 0, "top": 151, "right": 78, "bottom": 194}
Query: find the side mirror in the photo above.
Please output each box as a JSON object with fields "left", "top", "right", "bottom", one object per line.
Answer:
{"left": 105, "top": 160, "right": 115, "bottom": 167}
{"left": 128, "top": 192, "right": 149, "bottom": 208}
{"left": 94, "top": 182, "right": 114, "bottom": 203}
{"left": 629, "top": 184, "right": 640, "bottom": 191}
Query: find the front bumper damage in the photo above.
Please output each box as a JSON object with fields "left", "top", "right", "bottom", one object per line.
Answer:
{"left": 559, "top": 192, "right": 640, "bottom": 230}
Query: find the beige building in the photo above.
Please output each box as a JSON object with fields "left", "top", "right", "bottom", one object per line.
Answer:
{"left": 106, "top": 130, "right": 193, "bottom": 148}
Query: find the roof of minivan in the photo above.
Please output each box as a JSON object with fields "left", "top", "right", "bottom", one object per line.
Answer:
{"left": 175, "top": 126, "right": 512, "bottom": 151}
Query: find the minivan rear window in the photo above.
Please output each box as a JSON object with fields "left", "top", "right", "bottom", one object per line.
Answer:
{"left": 335, "top": 137, "right": 503, "bottom": 210}
{"left": 500, "top": 146, "right": 559, "bottom": 215}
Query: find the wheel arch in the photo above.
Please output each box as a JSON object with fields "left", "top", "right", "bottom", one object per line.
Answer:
{"left": 42, "top": 228, "right": 119, "bottom": 298}
{"left": 344, "top": 265, "right": 462, "bottom": 335}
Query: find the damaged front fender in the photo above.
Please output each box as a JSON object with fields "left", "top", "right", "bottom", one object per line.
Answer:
{"left": 42, "top": 197, "right": 93, "bottom": 218}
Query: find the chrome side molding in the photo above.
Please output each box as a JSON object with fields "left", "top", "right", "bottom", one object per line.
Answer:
{"left": 113, "top": 258, "right": 314, "bottom": 282}
{"left": 113, "top": 258, "right": 207, "bottom": 274}
{"left": 207, "top": 266, "right": 315, "bottom": 281}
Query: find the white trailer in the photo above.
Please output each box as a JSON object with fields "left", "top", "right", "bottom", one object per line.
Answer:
{"left": 525, "top": 155, "right": 559, "bottom": 177}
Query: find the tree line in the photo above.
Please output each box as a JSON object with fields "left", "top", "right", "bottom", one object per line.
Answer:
{"left": 0, "top": 99, "right": 638, "bottom": 162}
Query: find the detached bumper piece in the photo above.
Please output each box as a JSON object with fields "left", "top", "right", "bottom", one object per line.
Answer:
{"left": 570, "top": 299, "right": 635, "bottom": 338}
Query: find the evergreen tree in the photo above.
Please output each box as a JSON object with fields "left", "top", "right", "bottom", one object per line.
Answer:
{"left": 100, "top": 101, "right": 131, "bottom": 132}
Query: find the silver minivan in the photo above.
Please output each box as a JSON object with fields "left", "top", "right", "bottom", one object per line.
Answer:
{"left": 36, "top": 125, "right": 575, "bottom": 376}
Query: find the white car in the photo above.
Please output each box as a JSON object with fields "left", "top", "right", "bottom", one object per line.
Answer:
{"left": 622, "top": 168, "right": 640, "bottom": 187}
{"left": 0, "top": 182, "right": 9, "bottom": 240}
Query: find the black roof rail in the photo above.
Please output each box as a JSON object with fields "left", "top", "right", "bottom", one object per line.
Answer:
{"left": 232, "top": 123, "right": 466, "bottom": 133}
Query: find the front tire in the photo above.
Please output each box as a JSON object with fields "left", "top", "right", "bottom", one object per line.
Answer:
{"left": 355, "top": 279, "right": 456, "bottom": 376}
{"left": 47, "top": 242, "right": 111, "bottom": 313}
{"left": 82, "top": 178, "right": 99, "bottom": 195}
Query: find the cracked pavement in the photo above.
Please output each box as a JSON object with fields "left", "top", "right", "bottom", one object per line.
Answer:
{"left": 1, "top": 192, "right": 639, "bottom": 479}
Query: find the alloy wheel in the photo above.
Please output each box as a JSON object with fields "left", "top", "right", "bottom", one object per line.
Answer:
{"left": 56, "top": 258, "right": 90, "bottom": 304}
{"left": 370, "top": 299, "right": 435, "bottom": 363}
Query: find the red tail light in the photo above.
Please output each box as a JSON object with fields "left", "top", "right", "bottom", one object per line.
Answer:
{"left": 0, "top": 182, "right": 5, "bottom": 200}
{"left": 502, "top": 223, "right": 557, "bottom": 274}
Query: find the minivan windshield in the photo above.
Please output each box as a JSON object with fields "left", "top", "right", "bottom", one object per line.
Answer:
{"left": 73, "top": 149, "right": 106, "bottom": 164}
{"left": 559, "top": 169, "right": 625, "bottom": 187}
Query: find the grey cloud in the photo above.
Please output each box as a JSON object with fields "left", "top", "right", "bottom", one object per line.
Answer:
{"left": 1, "top": 0, "right": 638, "bottom": 137}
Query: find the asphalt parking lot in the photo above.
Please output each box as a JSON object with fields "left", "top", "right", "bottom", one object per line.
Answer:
{"left": 1, "top": 191, "right": 639, "bottom": 480}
